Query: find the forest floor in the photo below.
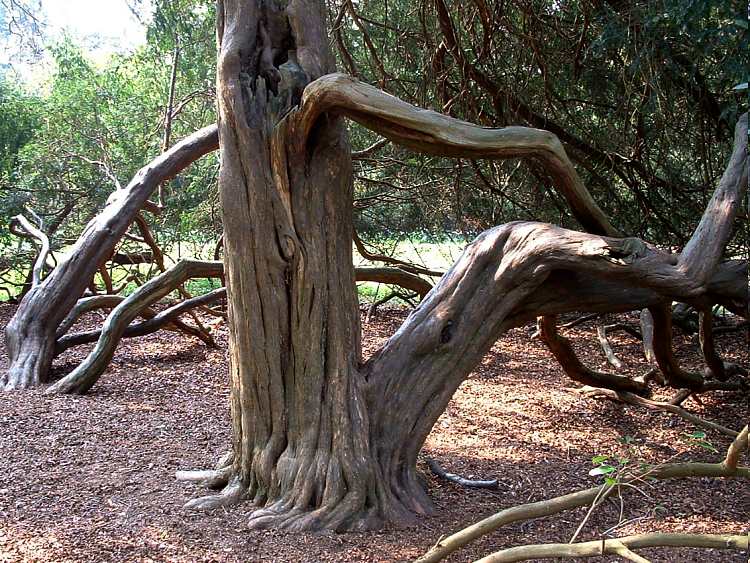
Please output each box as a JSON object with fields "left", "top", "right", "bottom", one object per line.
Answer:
{"left": 0, "top": 303, "right": 748, "bottom": 562}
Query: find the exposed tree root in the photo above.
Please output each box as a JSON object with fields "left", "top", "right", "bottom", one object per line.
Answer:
{"left": 425, "top": 457, "right": 500, "bottom": 489}
{"left": 414, "top": 428, "right": 749, "bottom": 563}
{"left": 540, "top": 315, "right": 648, "bottom": 395}
{"left": 474, "top": 533, "right": 748, "bottom": 562}
{"left": 183, "top": 477, "right": 245, "bottom": 511}
{"left": 176, "top": 451, "right": 233, "bottom": 490}
{"left": 579, "top": 386, "right": 739, "bottom": 438}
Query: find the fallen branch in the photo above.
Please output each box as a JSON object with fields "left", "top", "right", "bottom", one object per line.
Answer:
{"left": 414, "top": 441, "right": 748, "bottom": 563}
{"left": 474, "top": 533, "right": 748, "bottom": 562}
{"left": 579, "top": 386, "right": 739, "bottom": 438}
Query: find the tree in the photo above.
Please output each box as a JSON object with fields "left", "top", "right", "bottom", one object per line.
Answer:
{"left": 176, "top": 0, "right": 745, "bottom": 531}
{"left": 2, "top": 0, "right": 747, "bottom": 533}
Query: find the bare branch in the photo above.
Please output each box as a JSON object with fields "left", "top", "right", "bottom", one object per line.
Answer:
{"left": 299, "top": 74, "right": 620, "bottom": 237}
{"left": 475, "top": 533, "right": 748, "bottom": 562}
{"left": 9, "top": 213, "right": 50, "bottom": 287}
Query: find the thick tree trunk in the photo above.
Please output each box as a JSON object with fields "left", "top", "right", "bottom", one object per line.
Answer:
{"left": 204, "top": 0, "right": 431, "bottom": 531}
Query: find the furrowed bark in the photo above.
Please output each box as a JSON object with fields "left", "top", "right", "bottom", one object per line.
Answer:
{"left": 200, "top": 0, "right": 432, "bottom": 532}
{"left": 3, "top": 125, "right": 219, "bottom": 390}
{"left": 46, "top": 259, "right": 223, "bottom": 395}
{"left": 184, "top": 40, "right": 746, "bottom": 531}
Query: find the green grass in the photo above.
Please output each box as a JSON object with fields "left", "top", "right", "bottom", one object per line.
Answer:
{"left": 0, "top": 238, "right": 471, "bottom": 304}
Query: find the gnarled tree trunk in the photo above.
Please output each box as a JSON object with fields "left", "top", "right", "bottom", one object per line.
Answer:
{"left": 200, "top": 0, "right": 434, "bottom": 531}
{"left": 178, "top": 0, "right": 749, "bottom": 533}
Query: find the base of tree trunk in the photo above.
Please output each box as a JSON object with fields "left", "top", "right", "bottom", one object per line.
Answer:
{"left": 180, "top": 453, "right": 432, "bottom": 532}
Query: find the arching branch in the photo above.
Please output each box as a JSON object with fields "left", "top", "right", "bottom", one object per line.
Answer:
{"left": 299, "top": 74, "right": 620, "bottom": 237}
{"left": 539, "top": 315, "right": 647, "bottom": 394}
{"left": 9, "top": 213, "right": 50, "bottom": 288}
{"left": 3, "top": 124, "right": 219, "bottom": 390}
{"left": 46, "top": 259, "right": 223, "bottom": 395}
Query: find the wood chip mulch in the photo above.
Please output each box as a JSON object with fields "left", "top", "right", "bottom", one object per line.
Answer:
{"left": 1, "top": 303, "right": 748, "bottom": 562}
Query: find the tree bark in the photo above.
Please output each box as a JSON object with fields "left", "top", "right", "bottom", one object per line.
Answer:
{"left": 208, "top": 0, "right": 428, "bottom": 531}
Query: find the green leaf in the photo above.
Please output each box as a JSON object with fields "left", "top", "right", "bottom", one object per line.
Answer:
{"left": 589, "top": 465, "right": 616, "bottom": 476}
{"left": 591, "top": 455, "right": 609, "bottom": 464}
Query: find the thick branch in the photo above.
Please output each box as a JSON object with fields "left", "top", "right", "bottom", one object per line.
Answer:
{"left": 679, "top": 113, "right": 749, "bottom": 285}
{"left": 46, "top": 259, "right": 223, "bottom": 395}
{"left": 355, "top": 266, "right": 432, "bottom": 298}
{"left": 4, "top": 124, "right": 219, "bottom": 389}
{"left": 299, "top": 74, "right": 620, "bottom": 237}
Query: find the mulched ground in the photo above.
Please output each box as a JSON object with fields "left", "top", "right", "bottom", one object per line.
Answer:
{"left": 0, "top": 303, "right": 748, "bottom": 562}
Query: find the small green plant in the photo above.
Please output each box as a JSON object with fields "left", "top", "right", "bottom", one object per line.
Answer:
{"left": 682, "top": 430, "right": 718, "bottom": 453}
{"left": 589, "top": 454, "right": 630, "bottom": 486}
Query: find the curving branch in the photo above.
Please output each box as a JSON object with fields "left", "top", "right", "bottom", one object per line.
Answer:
{"left": 54, "top": 288, "right": 226, "bottom": 355}
{"left": 46, "top": 259, "right": 223, "bottom": 395}
{"left": 355, "top": 266, "right": 433, "bottom": 298}
{"left": 9, "top": 213, "right": 50, "bottom": 288}
{"left": 353, "top": 229, "right": 444, "bottom": 277}
{"left": 698, "top": 308, "right": 747, "bottom": 381}
{"left": 3, "top": 125, "right": 219, "bottom": 390}
{"left": 298, "top": 74, "right": 621, "bottom": 237}
{"left": 539, "top": 315, "right": 647, "bottom": 394}
{"left": 415, "top": 453, "right": 749, "bottom": 563}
